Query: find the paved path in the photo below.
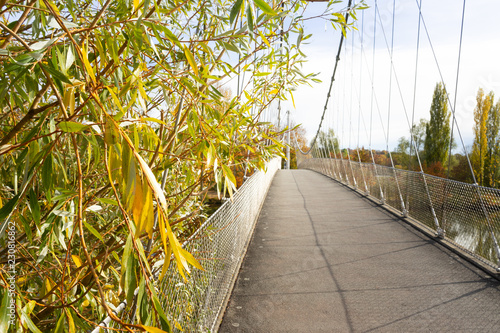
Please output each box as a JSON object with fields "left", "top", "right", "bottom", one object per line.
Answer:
{"left": 219, "top": 170, "right": 500, "bottom": 333}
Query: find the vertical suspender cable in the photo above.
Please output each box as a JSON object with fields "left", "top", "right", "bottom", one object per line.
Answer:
{"left": 341, "top": 36, "right": 351, "bottom": 185}
{"left": 384, "top": 0, "right": 407, "bottom": 215}
{"left": 410, "top": 0, "right": 444, "bottom": 237}
{"left": 346, "top": 35, "right": 358, "bottom": 188}
{"left": 352, "top": 26, "right": 368, "bottom": 193}
{"left": 442, "top": 0, "right": 467, "bottom": 229}
{"left": 367, "top": 0, "right": 385, "bottom": 203}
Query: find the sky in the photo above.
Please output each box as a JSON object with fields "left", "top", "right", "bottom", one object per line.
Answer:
{"left": 283, "top": 0, "right": 500, "bottom": 152}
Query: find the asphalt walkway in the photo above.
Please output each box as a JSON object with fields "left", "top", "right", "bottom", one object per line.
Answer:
{"left": 219, "top": 170, "right": 500, "bottom": 332}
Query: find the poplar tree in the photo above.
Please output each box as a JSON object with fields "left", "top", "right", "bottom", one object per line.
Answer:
{"left": 423, "top": 83, "right": 451, "bottom": 168}
{"left": 472, "top": 88, "right": 492, "bottom": 186}
{"left": 485, "top": 93, "right": 500, "bottom": 187}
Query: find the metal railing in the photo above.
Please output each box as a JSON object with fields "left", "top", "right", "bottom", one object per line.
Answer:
{"left": 156, "top": 158, "right": 280, "bottom": 332}
{"left": 299, "top": 157, "right": 500, "bottom": 271}
{"left": 93, "top": 158, "right": 280, "bottom": 332}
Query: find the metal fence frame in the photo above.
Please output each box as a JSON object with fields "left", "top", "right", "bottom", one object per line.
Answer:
{"left": 299, "top": 157, "right": 500, "bottom": 272}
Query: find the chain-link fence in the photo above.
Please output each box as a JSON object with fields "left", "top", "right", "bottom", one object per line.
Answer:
{"left": 299, "top": 158, "right": 500, "bottom": 270}
{"left": 91, "top": 158, "right": 280, "bottom": 333}
{"left": 156, "top": 158, "right": 280, "bottom": 332}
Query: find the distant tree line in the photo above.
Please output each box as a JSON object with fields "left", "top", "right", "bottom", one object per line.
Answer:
{"left": 393, "top": 84, "right": 500, "bottom": 188}
{"left": 308, "top": 83, "right": 500, "bottom": 189}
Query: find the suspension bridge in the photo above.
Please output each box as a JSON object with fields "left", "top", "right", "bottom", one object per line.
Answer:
{"left": 86, "top": 0, "right": 500, "bottom": 331}
{"left": 219, "top": 168, "right": 500, "bottom": 332}
{"left": 219, "top": 0, "right": 500, "bottom": 331}
{"left": 215, "top": 0, "right": 500, "bottom": 330}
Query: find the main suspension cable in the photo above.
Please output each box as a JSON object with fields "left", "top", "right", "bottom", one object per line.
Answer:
{"left": 296, "top": 0, "right": 353, "bottom": 155}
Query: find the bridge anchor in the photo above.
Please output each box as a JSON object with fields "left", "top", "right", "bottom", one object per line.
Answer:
{"left": 435, "top": 227, "right": 445, "bottom": 239}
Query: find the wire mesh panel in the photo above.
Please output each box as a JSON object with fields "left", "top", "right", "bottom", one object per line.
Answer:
{"left": 299, "top": 158, "right": 500, "bottom": 270}
{"left": 156, "top": 158, "right": 281, "bottom": 332}
{"left": 92, "top": 159, "right": 280, "bottom": 333}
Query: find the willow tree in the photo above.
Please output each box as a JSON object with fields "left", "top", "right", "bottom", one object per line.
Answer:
{"left": 0, "top": 0, "right": 362, "bottom": 331}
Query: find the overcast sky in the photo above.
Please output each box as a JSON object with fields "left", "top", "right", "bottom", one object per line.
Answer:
{"left": 284, "top": 0, "right": 500, "bottom": 151}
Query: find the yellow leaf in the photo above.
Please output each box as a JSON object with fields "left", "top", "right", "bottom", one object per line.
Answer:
{"left": 290, "top": 91, "right": 296, "bottom": 109}
{"left": 244, "top": 90, "right": 251, "bottom": 101}
{"left": 183, "top": 45, "right": 198, "bottom": 77}
{"left": 133, "top": 175, "right": 144, "bottom": 237}
{"left": 45, "top": 278, "right": 52, "bottom": 294}
{"left": 80, "top": 43, "right": 96, "bottom": 83}
{"left": 71, "top": 255, "right": 82, "bottom": 268}
{"left": 143, "top": 179, "right": 154, "bottom": 238}
{"left": 63, "top": 86, "right": 75, "bottom": 115}
{"left": 133, "top": 175, "right": 154, "bottom": 239}
{"left": 114, "top": 120, "right": 203, "bottom": 279}
{"left": 65, "top": 308, "right": 75, "bottom": 333}
{"left": 141, "top": 117, "right": 167, "bottom": 126}
{"left": 108, "top": 144, "right": 121, "bottom": 182}
{"left": 174, "top": 321, "right": 184, "bottom": 332}
{"left": 258, "top": 30, "right": 270, "bottom": 47}
{"left": 158, "top": 214, "right": 170, "bottom": 281}
{"left": 104, "top": 118, "right": 120, "bottom": 145}
{"left": 179, "top": 247, "right": 203, "bottom": 270}
{"left": 159, "top": 242, "right": 172, "bottom": 281}
{"left": 40, "top": 0, "right": 60, "bottom": 15}
{"left": 140, "top": 325, "right": 169, "bottom": 333}
{"left": 106, "top": 86, "right": 125, "bottom": 116}
{"left": 138, "top": 80, "right": 149, "bottom": 101}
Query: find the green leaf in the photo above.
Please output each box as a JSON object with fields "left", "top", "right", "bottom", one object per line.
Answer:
{"left": 29, "top": 189, "right": 40, "bottom": 225}
{"left": 96, "top": 197, "right": 118, "bottom": 206}
{"left": 0, "top": 194, "right": 20, "bottom": 238}
{"left": 253, "top": 0, "right": 276, "bottom": 15}
{"left": 246, "top": 3, "right": 254, "bottom": 34}
{"left": 20, "top": 302, "right": 42, "bottom": 333}
{"left": 58, "top": 121, "right": 90, "bottom": 133}
{"left": 122, "top": 141, "right": 137, "bottom": 210}
{"left": 53, "top": 312, "right": 66, "bottom": 333}
{"left": 136, "top": 276, "right": 146, "bottom": 324}
{"left": 222, "top": 164, "right": 237, "bottom": 186}
{"left": 151, "top": 289, "right": 172, "bottom": 333}
{"left": 230, "top": 0, "right": 244, "bottom": 24}
{"left": 40, "top": 62, "right": 72, "bottom": 85}
{"left": 183, "top": 45, "right": 198, "bottom": 77}
{"left": 83, "top": 220, "right": 104, "bottom": 241}
{"left": 220, "top": 41, "right": 241, "bottom": 54}
{"left": 0, "top": 291, "right": 10, "bottom": 332}
{"left": 42, "top": 155, "right": 53, "bottom": 192}
{"left": 19, "top": 214, "right": 32, "bottom": 242}
{"left": 121, "top": 235, "right": 137, "bottom": 304}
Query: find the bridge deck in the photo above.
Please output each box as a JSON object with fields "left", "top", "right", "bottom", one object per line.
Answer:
{"left": 219, "top": 170, "right": 500, "bottom": 332}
